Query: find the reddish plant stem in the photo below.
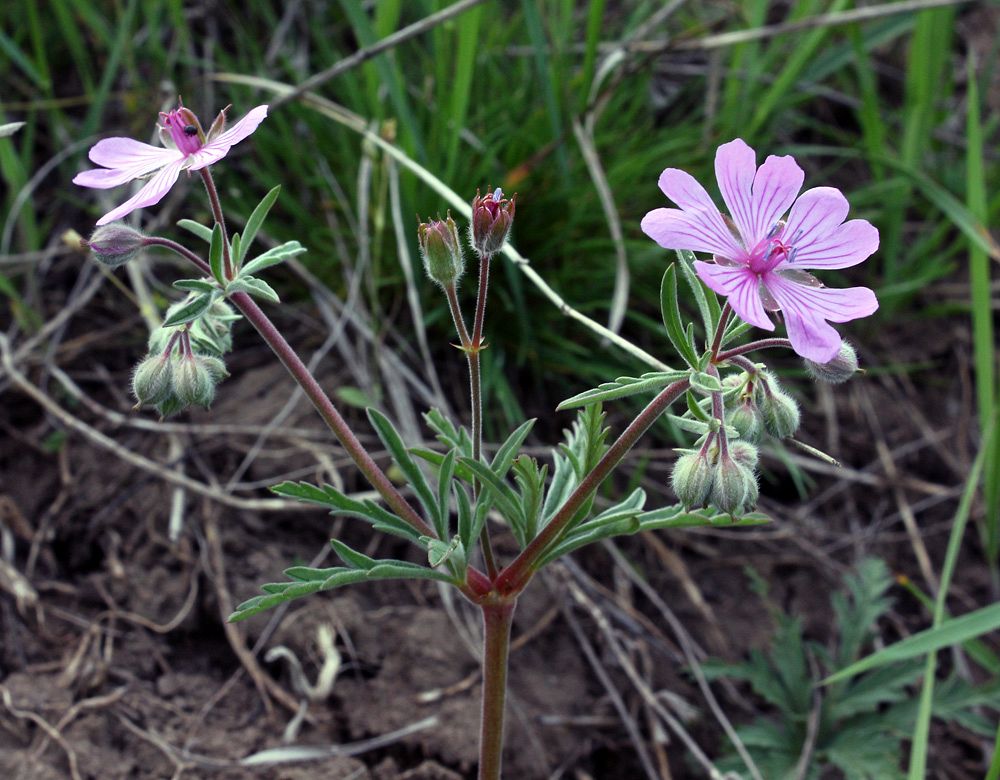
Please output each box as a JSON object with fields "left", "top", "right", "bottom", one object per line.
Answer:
{"left": 715, "top": 337, "right": 792, "bottom": 362}
{"left": 145, "top": 237, "right": 212, "bottom": 276}
{"left": 496, "top": 378, "right": 691, "bottom": 595}
{"left": 443, "top": 283, "right": 499, "bottom": 579}
{"left": 709, "top": 302, "right": 733, "bottom": 359}
{"left": 149, "top": 233, "right": 493, "bottom": 598}
{"left": 198, "top": 168, "right": 234, "bottom": 280}
{"left": 478, "top": 598, "right": 516, "bottom": 780}
{"left": 469, "top": 253, "right": 498, "bottom": 579}
{"left": 230, "top": 292, "right": 431, "bottom": 534}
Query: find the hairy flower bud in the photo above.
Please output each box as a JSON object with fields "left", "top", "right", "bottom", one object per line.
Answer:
{"left": 804, "top": 341, "right": 859, "bottom": 384}
{"left": 418, "top": 216, "right": 464, "bottom": 287}
{"left": 87, "top": 224, "right": 146, "bottom": 268}
{"left": 729, "top": 440, "right": 759, "bottom": 470}
{"left": 469, "top": 188, "right": 515, "bottom": 256}
{"left": 671, "top": 451, "right": 715, "bottom": 508}
{"left": 727, "top": 399, "right": 762, "bottom": 443}
{"left": 172, "top": 355, "right": 215, "bottom": 409}
{"left": 754, "top": 374, "right": 800, "bottom": 439}
{"left": 132, "top": 354, "right": 173, "bottom": 406}
{"left": 710, "top": 455, "right": 756, "bottom": 515}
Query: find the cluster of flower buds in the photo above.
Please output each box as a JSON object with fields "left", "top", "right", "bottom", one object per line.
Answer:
{"left": 417, "top": 214, "right": 464, "bottom": 288}
{"left": 672, "top": 441, "right": 759, "bottom": 516}
{"left": 134, "top": 299, "right": 236, "bottom": 417}
{"left": 469, "top": 187, "right": 515, "bottom": 256}
{"left": 132, "top": 334, "right": 228, "bottom": 418}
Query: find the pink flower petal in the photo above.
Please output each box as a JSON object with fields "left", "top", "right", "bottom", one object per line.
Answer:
{"left": 762, "top": 273, "right": 877, "bottom": 360}
{"left": 642, "top": 208, "right": 743, "bottom": 258}
{"left": 693, "top": 261, "right": 774, "bottom": 331}
{"left": 782, "top": 186, "right": 848, "bottom": 246}
{"left": 714, "top": 139, "right": 757, "bottom": 249}
{"left": 188, "top": 104, "right": 268, "bottom": 171}
{"left": 88, "top": 137, "right": 178, "bottom": 170}
{"left": 782, "top": 312, "right": 842, "bottom": 363}
{"left": 746, "top": 154, "right": 804, "bottom": 246}
{"left": 787, "top": 219, "right": 879, "bottom": 271}
{"left": 765, "top": 273, "right": 878, "bottom": 323}
{"left": 73, "top": 167, "right": 140, "bottom": 190}
{"left": 656, "top": 168, "right": 744, "bottom": 258}
{"left": 96, "top": 159, "right": 185, "bottom": 225}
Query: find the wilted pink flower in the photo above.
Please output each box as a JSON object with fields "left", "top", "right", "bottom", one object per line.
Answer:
{"left": 74, "top": 104, "right": 268, "bottom": 226}
{"left": 641, "top": 139, "right": 878, "bottom": 362}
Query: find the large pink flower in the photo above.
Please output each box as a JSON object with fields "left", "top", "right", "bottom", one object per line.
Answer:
{"left": 641, "top": 138, "right": 878, "bottom": 363}
{"left": 74, "top": 104, "right": 268, "bottom": 226}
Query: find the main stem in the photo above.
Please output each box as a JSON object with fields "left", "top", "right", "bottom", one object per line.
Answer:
{"left": 478, "top": 598, "right": 516, "bottom": 780}
{"left": 470, "top": 253, "right": 497, "bottom": 579}
{"left": 496, "top": 378, "right": 691, "bottom": 595}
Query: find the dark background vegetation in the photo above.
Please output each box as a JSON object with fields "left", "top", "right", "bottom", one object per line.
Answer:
{"left": 1, "top": 1, "right": 998, "bottom": 777}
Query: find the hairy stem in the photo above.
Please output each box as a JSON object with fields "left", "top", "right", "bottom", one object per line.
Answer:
{"left": 715, "top": 337, "right": 792, "bottom": 362}
{"left": 444, "top": 268, "right": 498, "bottom": 580}
{"left": 496, "top": 378, "right": 691, "bottom": 595}
{"left": 145, "top": 237, "right": 212, "bottom": 276}
{"left": 198, "top": 168, "right": 234, "bottom": 280}
{"left": 709, "top": 302, "right": 732, "bottom": 359}
{"left": 478, "top": 598, "right": 516, "bottom": 780}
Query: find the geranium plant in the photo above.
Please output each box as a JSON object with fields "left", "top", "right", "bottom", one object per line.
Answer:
{"left": 76, "top": 102, "right": 877, "bottom": 778}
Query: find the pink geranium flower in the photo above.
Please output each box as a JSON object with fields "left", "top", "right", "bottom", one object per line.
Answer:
{"left": 74, "top": 103, "right": 268, "bottom": 226}
{"left": 641, "top": 138, "right": 878, "bottom": 363}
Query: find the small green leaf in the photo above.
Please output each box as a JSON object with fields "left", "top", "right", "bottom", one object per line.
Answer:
{"left": 230, "top": 232, "right": 241, "bottom": 269}
{"left": 435, "top": 449, "right": 457, "bottom": 540}
{"left": 172, "top": 278, "right": 217, "bottom": 294}
{"left": 330, "top": 539, "right": 377, "bottom": 570}
{"left": 162, "top": 292, "right": 216, "bottom": 327}
{"left": 557, "top": 370, "right": 687, "bottom": 411}
{"left": 660, "top": 265, "right": 699, "bottom": 367}
{"left": 676, "top": 249, "right": 721, "bottom": 340}
{"left": 689, "top": 370, "right": 723, "bottom": 394}
{"left": 177, "top": 219, "right": 214, "bottom": 243}
{"left": 367, "top": 408, "right": 439, "bottom": 526}
{"left": 227, "top": 275, "right": 280, "bottom": 303}
{"left": 209, "top": 223, "right": 225, "bottom": 284}
{"left": 241, "top": 240, "right": 306, "bottom": 277}
{"left": 239, "top": 185, "right": 281, "bottom": 264}
{"left": 490, "top": 419, "right": 535, "bottom": 475}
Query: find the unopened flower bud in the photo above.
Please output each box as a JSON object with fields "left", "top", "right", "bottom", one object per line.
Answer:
{"left": 132, "top": 354, "right": 173, "bottom": 406}
{"left": 418, "top": 216, "right": 464, "bottom": 287}
{"left": 87, "top": 224, "right": 146, "bottom": 268}
{"left": 197, "top": 355, "right": 229, "bottom": 383}
{"left": 710, "top": 456, "right": 755, "bottom": 515}
{"left": 729, "top": 441, "right": 759, "bottom": 470}
{"left": 469, "top": 188, "right": 515, "bottom": 256}
{"left": 727, "top": 400, "right": 762, "bottom": 443}
{"left": 804, "top": 341, "right": 858, "bottom": 384}
{"left": 172, "top": 355, "right": 215, "bottom": 408}
{"left": 671, "top": 451, "right": 715, "bottom": 508}
{"left": 754, "top": 375, "right": 800, "bottom": 439}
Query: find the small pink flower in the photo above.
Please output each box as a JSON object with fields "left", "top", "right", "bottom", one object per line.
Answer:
{"left": 74, "top": 103, "right": 268, "bottom": 226}
{"left": 641, "top": 139, "right": 878, "bottom": 363}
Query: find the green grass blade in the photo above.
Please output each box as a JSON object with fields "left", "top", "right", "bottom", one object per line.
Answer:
{"left": 965, "top": 58, "right": 998, "bottom": 564}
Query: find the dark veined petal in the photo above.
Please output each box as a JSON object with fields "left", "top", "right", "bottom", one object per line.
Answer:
{"left": 693, "top": 261, "right": 774, "bottom": 331}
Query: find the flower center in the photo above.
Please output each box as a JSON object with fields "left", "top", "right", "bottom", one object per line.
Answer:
{"left": 161, "top": 109, "right": 204, "bottom": 156}
{"left": 747, "top": 222, "right": 795, "bottom": 275}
